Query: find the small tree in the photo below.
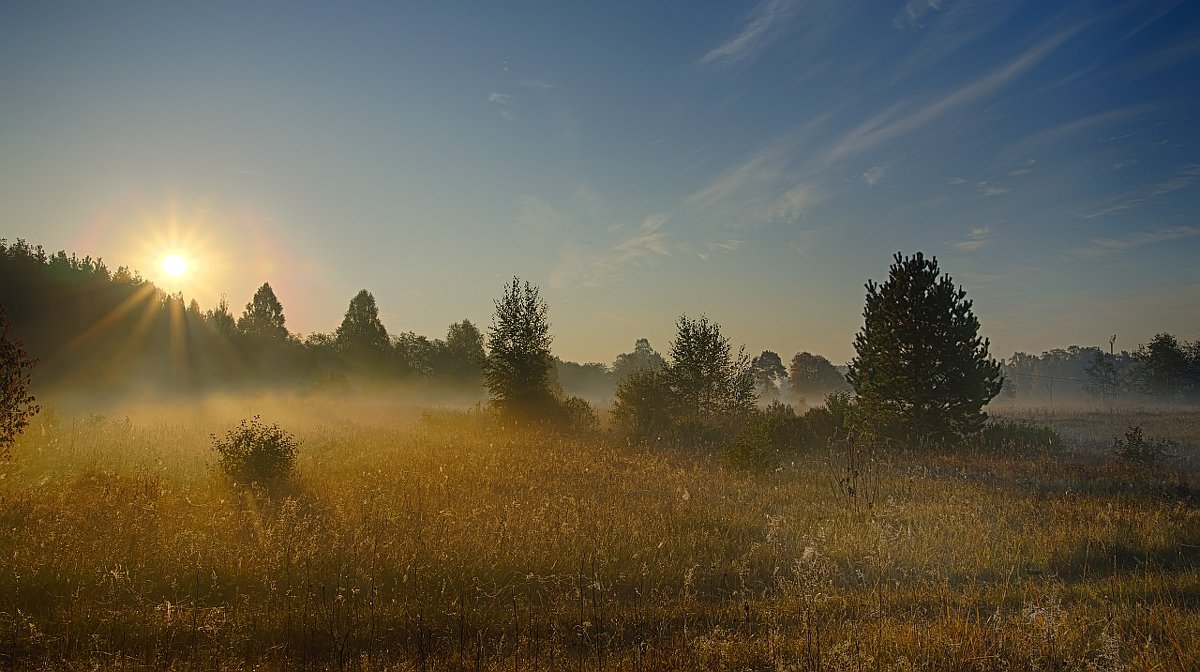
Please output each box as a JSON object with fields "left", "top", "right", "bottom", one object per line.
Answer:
{"left": 668, "top": 315, "right": 754, "bottom": 424}
{"left": 611, "top": 338, "right": 667, "bottom": 384}
{"left": 335, "top": 289, "right": 390, "bottom": 366}
{"left": 238, "top": 282, "right": 289, "bottom": 341}
{"left": 847, "top": 252, "right": 1002, "bottom": 444}
{"left": 211, "top": 416, "right": 299, "bottom": 484}
{"left": 1132, "top": 333, "right": 1190, "bottom": 402}
{"left": 611, "top": 368, "right": 676, "bottom": 441}
{"left": 1, "top": 307, "right": 40, "bottom": 459}
{"left": 442, "top": 319, "right": 487, "bottom": 385}
{"left": 484, "top": 277, "right": 555, "bottom": 421}
{"left": 750, "top": 350, "right": 787, "bottom": 398}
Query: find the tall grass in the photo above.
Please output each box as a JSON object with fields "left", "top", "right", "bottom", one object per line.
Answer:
{"left": 1, "top": 397, "right": 1197, "bottom": 670}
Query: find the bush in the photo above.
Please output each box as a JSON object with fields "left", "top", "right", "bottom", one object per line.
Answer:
{"left": 1113, "top": 425, "right": 1174, "bottom": 465}
{"left": 803, "top": 391, "right": 858, "bottom": 446}
{"left": 212, "top": 416, "right": 299, "bottom": 484}
{"left": 555, "top": 395, "right": 599, "bottom": 434}
{"left": 979, "top": 420, "right": 1061, "bottom": 455}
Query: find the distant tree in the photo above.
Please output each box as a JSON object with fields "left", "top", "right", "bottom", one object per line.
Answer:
{"left": 611, "top": 368, "right": 676, "bottom": 440}
{"left": 750, "top": 350, "right": 787, "bottom": 398}
{"left": 1083, "top": 343, "right": 1120, "bottom": 404}
{"left": 335, "top": 289, "right": 390, "bottom": 360}
{"left": 554, "top": 359, "right": 614, "bottom": 400}
{"left": 1, "top": 307, "right": 40, "bottom": 459}
{"left": 205, "top": 295, "right": 238, "bottom": 336}
{"left": 1132, "top": 333, "right": 1191, "bottom": 401}
{"left": 484, "top": 277, "right": 555, "bottom": 420}
{"left": 788, "top": 352, "right": 848, "bottom": 401}
{"left": 394, "top": 332, "right": 438, "bottom": 378}
{"left": 441, "top": 319, "right": 486, "bottom": 385}
{"left": 611, "top": 338, "right": 667, "bottom": 384}
{"left": 667, "top": 315, "right": 755, "bottom": 424}
{"left": 847, "top": 252, "right": 1002, "bottom": 443}
{"left": 238, "top": 283, "right": 288, "bottom": 341}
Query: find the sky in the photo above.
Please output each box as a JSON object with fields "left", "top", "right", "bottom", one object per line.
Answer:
{"left": 2, "top": 1, "right": 1199, "bottom": 365}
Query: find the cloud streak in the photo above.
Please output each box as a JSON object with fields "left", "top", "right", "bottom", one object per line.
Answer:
{"left": 823, "top": 25, "right": 1080, "bottom": 164}
{"left": 699, "top": 0, "right": 795, "bottom": 66}
{"left": 551, "top": 214, "right": 673, "bottom": 288}
{"left": 1069, "top": 225, "right": 1200, "bottom": 258}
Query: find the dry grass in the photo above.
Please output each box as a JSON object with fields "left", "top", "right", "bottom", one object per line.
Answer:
{"left": 1, "top": 397, "right": 1197, "bottom": 670}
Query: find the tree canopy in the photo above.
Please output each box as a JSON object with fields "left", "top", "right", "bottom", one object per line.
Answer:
{"left": 847, "top": 252, "right": 1002, "bottom": 443}
{"left": 484, "top": 277, "right": 555, "bottom": 421}
{"left": 238, "top": 283, "right": 289, "bottom": 341}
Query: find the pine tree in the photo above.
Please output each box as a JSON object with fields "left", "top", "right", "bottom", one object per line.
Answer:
{"left": 847, "top": 252, "right": 1002, "bottom": 443}
{"left": 335, "top": 289, "right": 389, "bottom": 357}
{"left": 238, "top": 283, "right": 288, "bottom": 341}
{"left": 484, "top": 278, "right": 555, "bottom": 421}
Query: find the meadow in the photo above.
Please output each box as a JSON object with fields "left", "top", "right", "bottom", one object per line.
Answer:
{"left": 1, "top": 396, "right": 1197, "bottom": 671}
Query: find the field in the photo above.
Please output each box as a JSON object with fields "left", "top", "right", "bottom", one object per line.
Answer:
{"left": 1, "top": 397, "right": 1198, "bottom": 670}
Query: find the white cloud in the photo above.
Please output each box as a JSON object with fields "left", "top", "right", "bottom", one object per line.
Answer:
{"left": 862, "top": 165, "right": 888, "bottom": 187}
{"left": 1151, "top": 164, "right": 1200, "bottom": 196}
{"left": 946, "top": 176, "right": 967, "bottom": 185}
{"left": 764, "top": 183, "right": 824, "bottom": 223}
{"left": 699, "top": 0, "right": 796, "bottom": 66}
{"left": 823, "top": 26, "right": 1080, "bottom": 164}
{"left": 1069, "top": 225, "right": 1200, "bottom": 258}
{"left": 950, "top": 224, "right": 993, "bottom": 252}
{"left": 550, "top": 214, "right": 673, "bottom": 288}
{"left": 894, "top": 0, "right": 942, "bottom": 31}
{"left": 981, "top": 185, "right": 1010, "bottom": 197}
{"left": 488, "top": 92, "right": 511, "bottom": 104}
{"left": 521, "top": 79, "right": 554, "bottom": 91}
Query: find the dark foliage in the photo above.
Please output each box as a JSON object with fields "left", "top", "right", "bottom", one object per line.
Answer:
{"left": 211, "top": 416, "right": 299, "bottom": 484}
{"left": 847, "top": 252, "right": 1002, "bottom": 444}
{"left": 1, "top": 306, "right": 40, "bottom": 459}
{"left": 484, "top": 277, "right": 556, "bottom": 422}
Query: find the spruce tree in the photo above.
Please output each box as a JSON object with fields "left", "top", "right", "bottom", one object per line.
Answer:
{"left": 847, "top": 252, "right": 1002, "bottom": 443}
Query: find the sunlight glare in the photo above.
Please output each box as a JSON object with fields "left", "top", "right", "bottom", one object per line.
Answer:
{"left": 161, "top": 254, "right": 189, "bottom": 278}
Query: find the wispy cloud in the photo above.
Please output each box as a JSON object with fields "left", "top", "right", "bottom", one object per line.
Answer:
{"left": 521, "top": 79, "right": 554, "bottom": 91}
{"left": 893, "top": 0, "right": 943, "bottom": 31}
{"left": 1079, "top": 199, "right": 1144, "bottom": 219}
{"left": 892, "top": 0, "right": 1026, "bottom": 81}
{"left": 1009, "top": 159, "right": 1037, "bottom": 175}
{"left": 823, "top": 26, "right": 1080, "bottom": 164}
{"left": 976, "top": 181, "right": 1010, "bottom": 197}
{"left": 1069, "top": 225, "right": 1200, "bottom": 258}
{"left": 488, "top": 92, "right": 515, "bottom": 120}
{"left": 1001, "top": 104, "right": 1161, "bottom": 160}
{"left": 699, "top": 0, "right": 796, "bottom": 67}
{"left": 946, "top": 176, "right": 967, "bottom": 185}
{"left": 950, "top": 224, "right": 993, "bottom": 252}
{"left": 1151, "top": 164, "right": 1200, "bottom": 196}
{"left": 551, "top": 214, "right": 673, "bottom": 288}
{"left": 764, "top": 183, "right": 824, "bottom": 223}
{"left": 862, "top": 165, "right": 888, "bottom": 187}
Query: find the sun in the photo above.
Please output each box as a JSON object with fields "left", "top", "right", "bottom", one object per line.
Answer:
{"left": 161, "top": 253, "right": 189, "bottom": 278}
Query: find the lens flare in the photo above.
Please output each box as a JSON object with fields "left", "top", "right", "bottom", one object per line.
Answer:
{"left": 161, "top": 254, "right": 189, "bottom": 278}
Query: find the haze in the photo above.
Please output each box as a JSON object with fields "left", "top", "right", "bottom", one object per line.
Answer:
{"left": 3, "top": 1, "right": 1199, "bottom": 364}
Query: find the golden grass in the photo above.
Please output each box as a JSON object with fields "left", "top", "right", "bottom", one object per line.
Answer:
{"left": 1, "top": 397, "right": 1197, "bottom": 670}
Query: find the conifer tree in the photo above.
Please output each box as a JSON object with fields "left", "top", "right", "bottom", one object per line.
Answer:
{"left": 484, "top": 278, "right": 554, "bottom": 420}
{"left": 847, "top": 252, "right": 1002, "bottom": 443}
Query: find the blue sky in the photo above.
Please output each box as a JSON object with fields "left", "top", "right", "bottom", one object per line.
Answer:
{"left": 2, "top": 0, "right": 1198, "bottom": 364}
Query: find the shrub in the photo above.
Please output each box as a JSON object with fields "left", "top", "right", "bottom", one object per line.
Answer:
{"left": 1, "top": 307, "right": 40, "bottom": 460}
{"left": 555, "top": 395, "right": 599, "bottom": 434}
{"left": 803, "top": 391, "right": 858, "bottom": 446}
{"left": 724, "top": 419, "right": 780, "bottom": 472}
{"left": 212, "top": 416, "right": 299, "bottom": 484}
{"left": 1113, "top": 425, "right": 1174, "bottom": 465}
{"left": 979, "top": 420, "right": 1061, "bottom": 455}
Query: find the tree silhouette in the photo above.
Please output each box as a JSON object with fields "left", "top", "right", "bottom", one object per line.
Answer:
{"left": 442, "top": 319, "right": 487, "bottom": 385}
{"left": 847, "top": 252, "right": 1002, "bottom": 443}
{"left": 612, "top": 338, "right": 666, "bottom": 384}
{"left": 1, "top": 307, "right": 39, "bottom": 459}
{"left": 750, "top": 350, "right": 787, "bottom": 397}
{"left": 667, "top": 315, "right": 754, "bottom": 424}
{"left": 484, "top": 277, "right": 555, "bottom": 420}
{"left": 336, "top": 289, "right": 390, "bottom": 362}
{"left": 238, "top": 283, "right": 288, "bottom": 341}
{"left": 788, "top": 352, "right": 848, "bottom": 400}
{"left": 1133, "top": 333, "right": 1191, "bottom": 401}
